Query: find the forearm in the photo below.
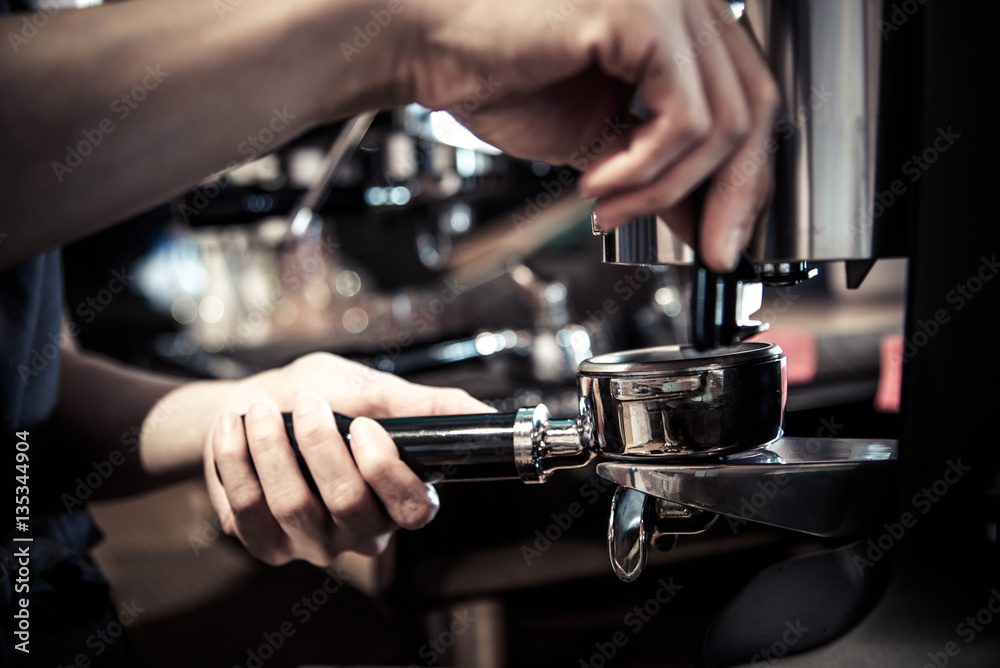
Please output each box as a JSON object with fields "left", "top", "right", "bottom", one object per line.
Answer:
{"left": 0, "top": 0, "right": 414, "bottom": 268}
{"left": 55, "top": 345, "right": 237, "bottom": 498}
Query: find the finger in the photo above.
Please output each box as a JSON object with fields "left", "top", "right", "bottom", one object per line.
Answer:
{"left": 351, "top": 417, "right": 441, "bottom": 531}
{"left": 360, "top": 374, "right": 493, "bottom": 419}
{"left": 289, "top": 392, "right": 392, "bottom": 554}
{"left": 203, "top": 419, "right": 236, "bottom": 536}
{"left": 213, "top": 408, "right": 287, "bottom": 562}
{"left": 700, "top": 16, "right": 781, "bottom": 271}
{"left": 245, "top": 397, "right": 334, "bottom": 565}
{"left": 292, "top": 354, "right": 492, "bottom": 419}
{"left": 659, "top": 197, "right": 696, "bottom": 248}
{"left": 588, "top": 2, "right": 750, "bottom": 226}
{"left": 578, "top": 13, "right": 711, "bottom": 200}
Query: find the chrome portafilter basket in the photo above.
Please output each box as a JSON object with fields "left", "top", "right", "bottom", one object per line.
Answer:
{"left": 271, "top": 342, "right": 897, "bottom": 581}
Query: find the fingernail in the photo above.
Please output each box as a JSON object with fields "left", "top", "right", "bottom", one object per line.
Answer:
{"left": 350, "top": 417, "right": 374, "bottom": 447}
{"left": 425, "top": 483, "right": 440, "bottom": 508}
{"left": 591, "top": 209, "right": 606, "bottom": 234}
{"left": 593, "top": 207, "right": 624, "bottom": 232}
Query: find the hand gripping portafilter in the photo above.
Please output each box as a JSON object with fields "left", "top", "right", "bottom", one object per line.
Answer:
{"left": 234, "top": 342, "right": 896, "bottom": 581}
{"left": 234, "top": 342, "right": 786, "bottom": 502}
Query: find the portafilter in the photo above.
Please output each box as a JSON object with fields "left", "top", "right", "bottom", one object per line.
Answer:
{"left": 252, "top": 342, "right": 787, "bottom": 489}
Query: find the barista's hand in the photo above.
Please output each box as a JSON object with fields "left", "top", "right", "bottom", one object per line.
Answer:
{"left": 407, "top": 0, "right": 779, "bottom": 271}
{"left": 203, "top": 353, "right": 490, "bottom": 567}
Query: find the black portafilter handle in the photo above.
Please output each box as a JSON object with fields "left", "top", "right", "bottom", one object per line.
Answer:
{"left": 279, "top": 411, "right": 523, "bottom": 490}
{"left": 223, "top": 406, "right": 588, "bottom": 494}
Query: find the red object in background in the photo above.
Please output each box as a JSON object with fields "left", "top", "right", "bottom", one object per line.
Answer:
{"left": 875, "top": 334, "right": 904, "bottom": 414}
{"left": 749, "top": 330, "right": 817, "bottom": 385}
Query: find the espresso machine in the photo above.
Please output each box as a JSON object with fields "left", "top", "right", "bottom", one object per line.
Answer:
{"left": 589, "top": 1, "right": 999, "bottom": 664}
{"left": 267, "top": 0, "right": 998, "bottom": 663}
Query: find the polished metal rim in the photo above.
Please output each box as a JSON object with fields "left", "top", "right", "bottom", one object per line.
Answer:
{"left": 578, "top": 342, "right": 784, "bottom": 377}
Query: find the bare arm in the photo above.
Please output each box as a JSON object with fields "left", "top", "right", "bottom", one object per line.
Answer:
{"left": 0, "top": 0, "right": 412, "bottom": 268}
{"left": 56, "top": 329, "right": 491, "bottom": 564}
{"left": 56, "top": 334, "right": 230, "bottom": 496}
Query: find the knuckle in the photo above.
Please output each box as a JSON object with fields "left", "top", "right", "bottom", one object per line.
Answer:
{"left": 757, "top": 78, "right": 781, "bottom": 117}
{"left": 718, "top": 107, "right": 751, "bottom": 143}
{"left": 352, "top": 534, "right": 392, "bottom": 557}
{"left": 294, "top": 416, "right": 330, "bottom": 447}
{"left": 214, "top": 431, "right": 247, "bottom": 465}
{"left": 271, "top": 494, "right": 319, "bottom": 530}
{"left": 229, "top": 489, "right": 266, "bottom": 519}
{"left": 219, "top": 512, "right": 237, "bottom": 536}
{"left": 444, "top": 387, "right": 474, "bottom": 404}
{"left": 363, "top": 458, "right": 397, "bottom": 489}
{"left": 646, "top": 188, "right": 677, "bottom": 211}
{"left": 679, "top": 110, "right": 713, "bottom": 144}
{"left": 431, "top": 387, "right": 477, "bottom": 414}
{"left": 325, "top": 481, "right": 370, "bottom": 521}
{"left": 255, "top": 550, "right": 291, "bottom": 568}
{"left": 303, "top": 550, "right": 335, "bottom": 568}
{"left": 290, "top": 352, "right": 330, "bottom": 373}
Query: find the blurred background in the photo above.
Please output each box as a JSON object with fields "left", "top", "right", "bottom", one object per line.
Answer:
{"left": 62, "top": 104, "right": 909, "bottom": 667}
